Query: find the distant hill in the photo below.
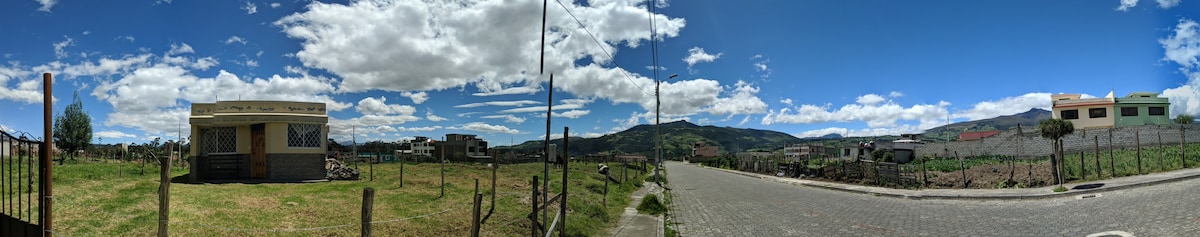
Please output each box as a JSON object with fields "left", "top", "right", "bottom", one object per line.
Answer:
{"left": 494, "top": 120, "right": 803, "bottom": 157}
{"left": 923, "top": 108, "right": 1051, "bottom": 141}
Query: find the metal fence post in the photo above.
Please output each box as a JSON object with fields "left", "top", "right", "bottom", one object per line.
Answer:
{"left": 41, "top": 72, "right": 55, "bottom": 237}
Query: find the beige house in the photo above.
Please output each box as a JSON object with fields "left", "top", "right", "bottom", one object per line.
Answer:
{"left": 1051, "top": 94, "right": 1116, "bottom": 129}
{"left": 189, "top": 101, "right": 329, "bottom": 182}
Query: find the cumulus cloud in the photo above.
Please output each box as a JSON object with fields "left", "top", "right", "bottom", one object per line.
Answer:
{"left": 242, "top": 1, "right": 257, "bottom": 14}
{"left": 274, "top": 0, "right": 696, "bottom": 112}
{"left": 1116, "top": 0, "right": 1139, "bottom": 10}
{"left": 551, "top": 110, "right": 590, "bottom": 119}
{"left": 425, "top": 108, "right": 447, "bottom": 122}
{"left": 1157, "top": 0, "right": 1181, "bottom": 8}
{"left": 270, "top": 2, "right": 281, "bottom": 8}
{"left": 855, "top": 94, "right": 887, "bottom": 105}
{"left": 706, "top": 80, "right": 767, "bottom": 116}
{"left": 0, "top": 65, "right": 49, "bottom": 104}
{"left": 682, "top": 47, "right": 721, "bottom": 67}
{"left": 401, "top": 91, "right": 428, "bottom": 104}
{"left": 751, "top": 55, "right": 771, "bottom": 79}
{"left": 889, "top": 91, "right": 904, "bottom": 98}
{"left": 166, "top": 43, "right": 194, "bottom": 55}
{"left": 37, "top": 0, "right": 57, "bottom": 12}
{"left": 1161, "top": 18, "right": 1200, "bottom": 117}
{"left": 780, "top": 98, "right": 793, "bottom": 106}
{"left": 793, "top": 125, "right": 922, "bottom": 138}
{"left": 355, "top": 96, "right": 416, "bottom": 116}
{"left": 952, "top": 92, "right": 1051, "bottom": 121}
{"left": 225, "top": 36, "right": 248, "bottom": 45}
{"left": 449, "top": 122, "right": 520, "bottom": 134}
{"left": 762, "top": 94, "right": 950, "bottom": 130}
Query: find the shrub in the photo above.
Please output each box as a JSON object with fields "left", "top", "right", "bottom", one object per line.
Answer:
{"left": 636, "top": 194, "right": 667, "bottom": 216}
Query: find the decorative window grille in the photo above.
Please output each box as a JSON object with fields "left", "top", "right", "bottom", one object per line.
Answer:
{"left": 203, "top": 127, "right": 237, "bottom": 154}
{"left": 288, "top": 123, "right": 322, "bottom": 148}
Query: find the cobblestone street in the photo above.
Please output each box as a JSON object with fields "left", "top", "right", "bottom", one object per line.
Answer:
{"left": 665, "top": 161, "right": 1200, "bottom": 236}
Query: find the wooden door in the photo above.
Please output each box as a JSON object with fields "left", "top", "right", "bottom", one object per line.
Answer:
{"left": 251, "top": 124, "right": 266, "bottom": 178}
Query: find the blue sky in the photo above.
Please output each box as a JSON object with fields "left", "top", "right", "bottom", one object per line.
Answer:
{"left": 1, "top": 0, "right": 1198, "bottom": 146}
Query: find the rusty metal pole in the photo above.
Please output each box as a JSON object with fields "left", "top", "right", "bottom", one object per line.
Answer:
{"left": 41, "top": 72, "right": 54, "bottom": 237}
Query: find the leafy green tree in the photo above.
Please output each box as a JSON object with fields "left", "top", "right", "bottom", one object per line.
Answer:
{"left": 53, "top": 91, "right": 93, "bottom": 162}
{"left": 1175, "top": 114, "right": 1194, "bottom": 124}
{"left": 1038, "top": 119, "right": 1074, "bottom": 187}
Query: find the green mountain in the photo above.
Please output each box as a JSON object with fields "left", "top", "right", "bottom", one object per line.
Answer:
{"left": 923, "top": 108, "right": 1051, "bottom": 141}
{"left": 495, "top": 120, "right": 803, "bottom": 157}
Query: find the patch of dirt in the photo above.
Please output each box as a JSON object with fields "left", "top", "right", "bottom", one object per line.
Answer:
{"left": 927, "top": 162, "right": 1056, "bottom": 189}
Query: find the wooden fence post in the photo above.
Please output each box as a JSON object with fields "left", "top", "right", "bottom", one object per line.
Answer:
{"left": 1094, "top": 136, "right": 1101, "bottom": 178}
{"left": 531, "top": 176, "right": 539, "bottom": 237}
{"left": 955, "top": 151, "right": 966, "bottom": 189}
{"left": 471, "top": 179, "right": 481, "bottom": 237}
{"left": 1080, "top": 151, "right": 1085, "bottom": 180}
{"left": 1159, "top": 131, "right": 1164, "bottom": 172}
{"left": 370, "top": 154, "right": 375, "bottom": 181}
{"left": 1136, "top": 129, "right": 1142, "bottom": 175}
{"left": 399, "top": 155, "right": 404, "bottom": 188}
{"left": 159, "top": 152, "right": 170, "bottom": 237}
{"left": 362, "top": 187, "right": 375, "bottom": 237}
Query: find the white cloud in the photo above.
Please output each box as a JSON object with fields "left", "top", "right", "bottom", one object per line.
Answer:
{"left": 0, "top": 65, "right": 48, "bottom": 104}
{"left": 401, "top": 91, "right": 428, "bottom": 104}
{"left": 273, "top": 0, "right": 686, "bottom": 101}
{"left": 95, "top": 130, "right": 137, "bottom": 139}
{"left": 270, "top": 2, "right": 281, "bottom": 8}
{"left": 780, "top": 98, "right": 793, "bottom": 106}
{"left": 889, "top": 91, "right": 904, "bottom": 98}
{"left": 457, "top": 112, "right": 481, "bottom": 117}
{"left": 952, "top": 92, "right": 1051, "bottom": 121}
{"left": 82, "top": 31, "right": 90, "bottom": 35}
{"left": 793, "top": 125, "right": 922, "bottom": 138}
{"left": 355, "top": 96, "right": 416, "bottom": 116}
{"left": 855, "top": 94, "right": 886, "bottom": 105}
{"left": 762, "top": 94, "right": 950, "bottom": 130}
{"left": 551, "top": 110, "right": 590, "bottom": 119}
{"left": 498, "top": 103, "right": 585, "bottom": 114}
{"left": 455, "top": 100, "right": 542, "bottom": 108}
{"left": 37, "top": 0, "right": 57, "bottom": 12}
{"left": 225, "top": 36, "right": 248, "bottom": 45}
{"left": 682, "top": 47, "right": 721, "bottom": 67}
{"left": 53, "top": 36, "right": 73, "bottom": 59}
{"left": 242, "top": 1, "right": 257, "bottom": 14}
{"left": 751, "top": 55, "right": 771, "bottom": 79}
{"left": 166, "top": 43, "right": 194, "bottom": 55}
{"left": 1157, "top": 0, "right": 1181, "bottom": 8}
{"left": 449, "top": 122, "right": 520, "bottom": 134}
{"left": 425, "top": 109, "right": 447, "bottom": 122}
{"left": 117, "top": 36, "right": 136, "bottom": 42}
{"left": 706, "top": 80, "right": 767, "bottom": 116}
{"left": 737, "top": 115, "right": 751, "bottom": 126}
{"left": 481, "top": 114, "right": 526, "bottom": 124}
{"left": 1161, "top": 18, "right": 1200, "bottom": 117}
{"left": 1116, "top": 0, "right": 1139, "bottom": 11}
{"left": 582, "top": 132, "right": 605, "bottom": 138}
{"left": 244, "top": 59, "right": 259, "bottom": 68}
{"left": 472, "top": 85, "right": 541, "bottom": 96}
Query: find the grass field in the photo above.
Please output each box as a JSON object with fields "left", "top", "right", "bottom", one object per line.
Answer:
{"left": 26, "top": 158, "right": 650, "bottom": 236}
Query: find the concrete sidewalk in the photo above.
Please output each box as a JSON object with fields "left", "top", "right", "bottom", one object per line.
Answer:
{"left": 610, "top": 182, "right": 665, "bottom": 237}
{"left": 697, "top": 163, "right": 1200, "bottom": 200}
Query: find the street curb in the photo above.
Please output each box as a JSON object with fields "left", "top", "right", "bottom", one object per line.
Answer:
{"left": 694, "top": 164, "right": 1200, "bottom": 201}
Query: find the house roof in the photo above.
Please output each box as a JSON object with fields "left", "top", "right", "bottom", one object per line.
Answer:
{"left": 959, "top": 130, "right": 1002, "bottom": 141}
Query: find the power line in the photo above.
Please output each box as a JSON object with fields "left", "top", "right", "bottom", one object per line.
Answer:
{"left": 553, "top": 0, "right": 653, "bottom": 96}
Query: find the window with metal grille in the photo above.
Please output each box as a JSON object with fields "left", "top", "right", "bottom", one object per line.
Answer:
{"left": 1120, "top": 107, "right": 1138, "bottom": 116}
{"left": 1089, "top": 108, "right": 1106, "bottom": 118}
{"left": 203, "top": 127, "right": 237, "bottom": 154}
{"left": 288, "top": 123, "right": 322, "bottom": 148}
{"left": 1061, "top": 110, "right": 1079, "bottom": 119}
{"left": 1149, "top": 107, "right": 1165, "bottom": 116}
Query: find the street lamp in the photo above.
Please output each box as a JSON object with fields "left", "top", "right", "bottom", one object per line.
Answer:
{"left": 655, "top": 73, "right": 678, "bottom": 186}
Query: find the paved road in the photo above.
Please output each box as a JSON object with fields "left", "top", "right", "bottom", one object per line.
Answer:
{"left": 665, "top": 161, "right": 1200, "bottom": 236}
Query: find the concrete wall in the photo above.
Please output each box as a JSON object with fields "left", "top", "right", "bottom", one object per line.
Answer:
{"left": 267, "top": 153, "right": 325, "bottom": 181}
{"left": 915, "top": 124, "right": 1200, "bottom": 158}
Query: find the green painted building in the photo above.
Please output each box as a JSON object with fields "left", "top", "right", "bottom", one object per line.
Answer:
{"left": 1113, "top": 92, "right": 1171, "bottom": 127}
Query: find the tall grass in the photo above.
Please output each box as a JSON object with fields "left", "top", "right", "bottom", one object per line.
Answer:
{"left": 34, "top": 158, "right": 647, "bottom": 236}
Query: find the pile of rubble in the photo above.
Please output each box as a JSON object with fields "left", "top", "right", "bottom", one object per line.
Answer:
{"left": 325, "top": 158, "right": 360, "bottom": 180}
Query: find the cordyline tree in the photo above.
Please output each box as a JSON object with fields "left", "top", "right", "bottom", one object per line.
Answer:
{"left": 53, "top": 91, "right": 93, "bottom": 162}
{"left": 1038, "top": 118, "right": 1074, "bottom": 188}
